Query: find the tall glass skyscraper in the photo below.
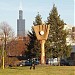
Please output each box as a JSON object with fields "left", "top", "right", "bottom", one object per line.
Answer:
{"left": 17, "top": 4, "right": 25, "bottom": 37}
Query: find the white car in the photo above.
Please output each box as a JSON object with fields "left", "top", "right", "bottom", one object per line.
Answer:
{"left": 47, "top": 58, "right": 59, "bottom": 66}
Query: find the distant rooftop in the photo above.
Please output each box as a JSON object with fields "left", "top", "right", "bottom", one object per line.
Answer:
{"left": 64, "top": 24, "right": 72, "bottom": 30}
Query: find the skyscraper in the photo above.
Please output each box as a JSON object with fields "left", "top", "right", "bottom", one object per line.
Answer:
{"left": 17, "top": 2, "right": 25, "bottom": 37}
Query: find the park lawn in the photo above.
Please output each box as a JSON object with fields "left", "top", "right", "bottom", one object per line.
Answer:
{"left": 0, "top": 66, "right": 75, "bottom": 75}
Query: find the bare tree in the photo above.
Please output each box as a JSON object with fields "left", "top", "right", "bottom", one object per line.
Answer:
{"left": 0, "top": 22, "right": 14, "bottom": 50}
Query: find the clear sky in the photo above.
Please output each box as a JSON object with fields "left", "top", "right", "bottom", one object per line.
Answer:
{"left": 0, "top": 0, "right": 74, "bottom": 35}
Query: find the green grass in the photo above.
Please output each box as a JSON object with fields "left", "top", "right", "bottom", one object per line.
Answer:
{"left": 0, "top": 66, "right": 75, "bottom": 75}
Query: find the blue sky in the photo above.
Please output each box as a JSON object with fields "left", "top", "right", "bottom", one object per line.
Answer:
{"left": 0, "top": 0, "right": 74, "bottom": 35}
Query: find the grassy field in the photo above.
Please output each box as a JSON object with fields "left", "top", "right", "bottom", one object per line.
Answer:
{"left": 0, "top": 65, "right": 75, "bottom": 75}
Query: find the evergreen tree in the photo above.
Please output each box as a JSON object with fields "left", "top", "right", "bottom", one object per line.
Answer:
{"left": 27, "top": 13, "right": 42, "bottom": 58}
{"left": 46, "top": 4, "right": 71, "bottom": 59}
{"left": 33, "top": 12, "right": 42, "bottom": 26}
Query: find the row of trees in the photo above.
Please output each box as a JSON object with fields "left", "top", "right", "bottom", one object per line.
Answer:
{"left": 0, "top": 22, "right": 29, "bottom": 66}
{"left": 0, "top": 22, "right": 29, "bottom": 56}
{"left": 0, "top": 22, "right": 14, "bottom": 55}
{"left": 27, "top": 4, "right": 72, "bottom": 59}
{"left": 0, "top": 5, "right": 72, "bottom": 66}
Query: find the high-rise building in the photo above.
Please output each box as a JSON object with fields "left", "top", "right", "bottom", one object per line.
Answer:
{"left": 17, "top": 2, "right": 25, "bottom": 37}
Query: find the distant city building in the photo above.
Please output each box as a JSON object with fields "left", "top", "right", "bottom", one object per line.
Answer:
{"left": 64, "top": 24, "right": 73, "bottom": 45}
{"left": 72, "top": 27, "right": 75, "bottom": 40}
{"left": 64, "top": 24, "right": 75, "bottom": 65}
{"left": 64, "top": 24, "right": 75, "bottom": 51}
{"left": 17, "top": 3, "right": 25, "bottom": 37}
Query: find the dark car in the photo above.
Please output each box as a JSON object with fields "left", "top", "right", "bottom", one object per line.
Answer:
{"left": 18, "top": 58, "right": 39, "bottom": 66}
{"left": 60, "top": 59, "right": 70, "bottom": 66}
{"left": 35, "top": 58, "right": 39, "bottom": 65}
{"left": 25, "top": 60, "right": 31, "bottom": 66}
{"left": 26, "top": 58, "right": 39, "bottom": 66}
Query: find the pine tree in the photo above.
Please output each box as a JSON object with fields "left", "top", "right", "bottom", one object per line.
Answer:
{"left": 27, "top": 13, "right": 42, "bottom": 58}
{"left": 33, "top": 12, "right": 42, "bottom": 26}
{"left": 46, "top": 4, "right": 72, "bottom": 59}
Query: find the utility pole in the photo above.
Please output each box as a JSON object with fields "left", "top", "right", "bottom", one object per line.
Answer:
{"left": 2, "top": 41, "right": 4, "bottom": 69}
{"left": 0, "top": 36, "right": 5, "bottom": 69}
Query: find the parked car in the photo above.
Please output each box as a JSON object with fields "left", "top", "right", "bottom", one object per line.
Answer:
{"left": 18, "top": 60, "right": 31, "bottom": 66}
{"left": 25, "top": 60, "right": 31, "bottom": 66}
{"left": 46, "top": 58, "right": 59, "bottom": 66}
{"left": 35, "top": 58, "right": 39, "bottom": 65}
{"left": 60, "top": 59, "right": 70, "bottom": 66}
{"left": 18, "top": 60, "right": 26, "bottom": 66}
{"left": 18, "top": 58, "right": 39, "bottom": 66}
